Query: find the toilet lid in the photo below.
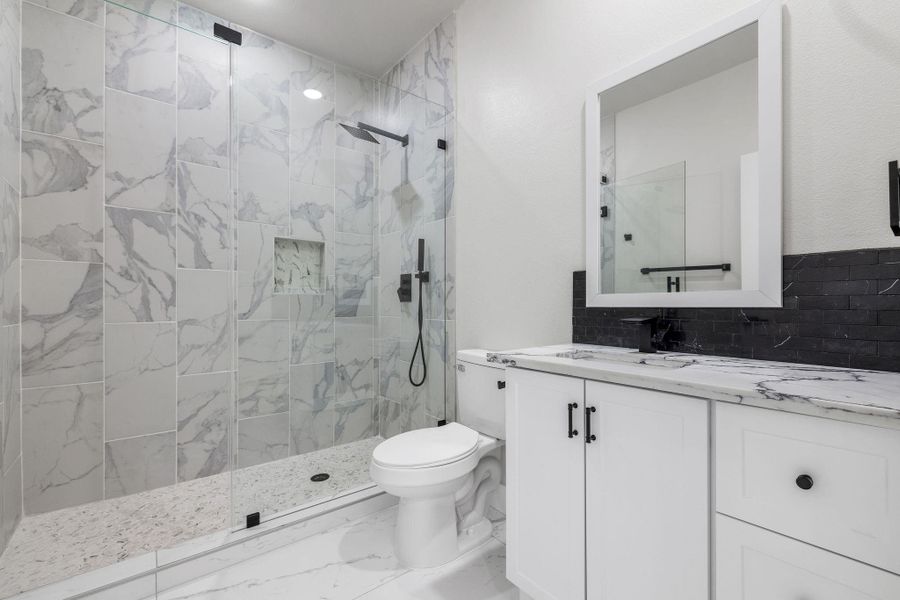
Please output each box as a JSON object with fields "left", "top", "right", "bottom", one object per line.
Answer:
{"left": 372, "top": 423, "right": 480, "bottom": 469}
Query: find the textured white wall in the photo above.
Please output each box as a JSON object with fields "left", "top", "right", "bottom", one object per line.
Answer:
{"left": 455, "top": 0, "right": 900, "bottom": 351}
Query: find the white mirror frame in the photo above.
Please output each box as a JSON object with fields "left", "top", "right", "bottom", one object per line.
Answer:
{"left": 585, "top": 0, "right": 782, "bottom": 308}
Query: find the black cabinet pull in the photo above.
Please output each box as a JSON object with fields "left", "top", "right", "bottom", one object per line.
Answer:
{"left": 567, "top": 403, "right": 579, "bottom": 438}
{"left": 585, "top": 406, "right": 597, "bottom": 443}
{"left": 796, "top": 474, "right": 814, "bottom": 490}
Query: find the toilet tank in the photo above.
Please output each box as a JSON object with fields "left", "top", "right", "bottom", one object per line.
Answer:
{"left": 456, "top": 350, "right": 506, "bottom": 440}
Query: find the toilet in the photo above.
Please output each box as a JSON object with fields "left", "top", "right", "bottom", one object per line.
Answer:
{"left": 370, "top": 349, "right": 505, "bottom": 568}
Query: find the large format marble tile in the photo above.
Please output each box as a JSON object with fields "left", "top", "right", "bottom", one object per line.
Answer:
{"left": 335, "top": 316, "right": 374, "bottom": 403}
{"left": 27, "top": 0, "right": 104, "bottom": 25}
{"left": 177, "top": 268, "right": 231, "bottom": 375}
{"left": 105, "top": 322, "right": 176, "bottom": 440}
{"left": 177, "top": 32, "right": 229, "bottom": 169}
{"left": 237, "top": 320, "right": 289, "bottom": 418}
{"left": 105, "top": 431, "right": 176, "bottom": 499}
{"left": 334, "top": 147, "right": 376, "bottom": 236}
{"left": 290, "top": 181, "right": 333, "bottom": 243}
{"left": 176, "top": 3, "right": 219, "bottom": 38}
{"left": 236, "top": 30, "right": 291, "bottom": 132}
{"left": 237, "top": 221, "right": 289, "bottom": 321}
{"left": 238, "top": 413, "right": 289, "bottom": 469}
{"left": 290, "top": 294, "right": 334, "bottom": 365}
{"left": 336, "top": 232, "right": 374, "bottom": 318}
{"left": 22, "top": 383, "right": 103, "bottom": 514}
{"left": 105, "top": 205, "right": 177, "bottom": 322}
{"left": 289, "top": 91, "right": 334, "bottom": 188}
{"left": 106, "top": 2, "right": 176, "bottom": 103}
{"left": 378, "top": 232, "right": 401, "bottom": 318}
{"left": 334, "top": 398, "right": 375, "bottom": 446}
{"left": 384, "top": 16, "right": 456, "bottom": 114}
{"left": 237, "top": 123, "right": 289, "bottom": 225}
{"left": 291, "top": 49, "right": 333, "bottom": 103}
{"left": 177, "top": 371, "right": 230, "bottom": 482}
{"left": 105, "top": 89, "right": 176, "bottom": 212}
{"left": 177, "top": 161, "right": 230, "bottom": 270}
{"left": 0, "top": 0, "right": 19, "bottom": 190}
{"left": 22, "top": 2, "right": 103, "bottom": 143}
{"left": 21, "top": 131, "right": 103, "bottom": 262}
{"left": 335, "top": 67, "right": 377, "bottom": 155}
{"left": 1, "top": 457, "right": 22, "bottom": 553}
{"left": 0, "top": 180, "right": 19, "bottom": 326}
{"left": 155, "top": 507, "right": 402, "bottom": 600}
{"left": 21, "top": 260, "right": 102, "bottom": 388}
{"left": 1, "top": 324, "right": 20, "bottom": 472}
{"left": 114, "top": 0, "right": 176, "bottom": 22}
{"left": 290, "top": 362, "right": 335, "bottom": 454}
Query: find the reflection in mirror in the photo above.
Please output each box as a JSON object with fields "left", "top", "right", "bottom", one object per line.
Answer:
{"left": 598, "top": 23, "right": 758, "bottom": 294}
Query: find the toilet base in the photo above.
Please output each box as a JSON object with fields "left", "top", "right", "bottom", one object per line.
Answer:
{"left": 394, "top": 498, "right": 496, "bottom": 569}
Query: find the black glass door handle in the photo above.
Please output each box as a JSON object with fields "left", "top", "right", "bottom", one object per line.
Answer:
{"left": 567, "top": 403, "right": 579, "bottom": 438}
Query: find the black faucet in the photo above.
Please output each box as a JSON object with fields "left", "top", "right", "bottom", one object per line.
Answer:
{"left": 620, "top": 316, "right": 659, "bottom": 353}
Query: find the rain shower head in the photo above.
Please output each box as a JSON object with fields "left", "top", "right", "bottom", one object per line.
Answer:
{"left": 339, "top": 123, "right": 379, "bottom": 144}
{"left": 339, "top": 121, "right": 409, "bottom": 147}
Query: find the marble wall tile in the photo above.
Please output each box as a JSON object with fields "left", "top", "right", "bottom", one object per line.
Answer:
{"left": 377, "top": 397, "right": 402, "bottom": 439}
{"left": 22, "top": 2, "right": 103, "bottom": 144}
{"left": 290, "top": 362, "right": 334, "bottom": 454}
{"left": 378, "top": 232, "right": 400, "bottom": 318}
{"left": 237, "top": 123, "right": 289, "bottom": 225}
{"left": 176, "top": 3, "right": 218, "bottom": 38}
{"left": 28, "top": 0, "right": 104, "bottom": 25}
{"left": 237, "top": 221, "right": 289, "bottom": 320}
{"left": 177, "top": 34, "right": 229, "bottom": 169}
{"left": 21, "top": 260, "right": 103, "bottom": 387}
{"left": 334, "top": 147, "right": 375, "bottom": 236}
{"left": 21, "top": 131, "right": 103, "bottom": 262}
{"left": 177, "top": 161, "right": 229, "bottom": 270}
{"left": 105, "top": 322, "right": 176, "bottom": 440}
{"left": 273, "top": 237, "right": 324, "bottom": 294}
{"left": 22, "top": 382, "right": 103, "bottom": 514}
{"left": 105, "top": 89, "right": 176, "bottom": 212}
{"left": 237, "top": 319, "right": 288, "bottom": 418}
{"left": 114, "top": 0, "right": 176, "bottom": 22}
{"left": 105, "top": 431, "right": 176, "bottom": 499}
{"left": 385, "top": 15, "right": 456, "bottom": 114}
{"left": 177, "top": 371, "right": 230, "bottom": 482}
{"left": 237, "top": 413, "right": 288, "bottom": 469}
{"left": 292, "top": 50, "right": 333, "bottom": 103}
{"left": 177, "top": 268, "right": 231, "bottom": 375}
{"left": 335, "top": 317, "right": 374, "bottom": 403}
{"left": 0, "top": 180, "right": 19, "bottom": 326}
{"left": 334, "top": 68, "right": 377, "bottom": 155}
{"left": 444, "top": 319, "right": 456, "bottom": 423}
{"left": 378, "top": 148, "right": 406, "bottom": 236}
{"left": 1, "top": 324, "right": 20, "bottom": 472}
{"left": 106, "top": 3, "right": 176, "bottom": 102}
{"left": 236, "top": 31, "right": 290, "bottom": 132}
{"left": 290, "top": 294, "right": 334, "bottom": 365}
{"left": 334, "top": 398, "right": 375, "bottom": 446}
{"left": 446, "top": 216, "right": 455, "bottom": 319}
{"left": 290, "top": 182, "right": 333, "bottom": 243}
{"left": 105, "top": 206, "right": 176, "bottom": 322}
{"left": 289, "top": 91, "right": 334, "bottom": 187}
{"left": 335, "top": 232, "right": 374, "bottom": 318}
{"left": 422, "top": 218, "right": 446, "bottom": 320}
{"left": 1, "top": 456, "right": 22, "bottom": 548}
{"left": 423, "top": 319, "right": 446, "bottom": 420}
{"left": 0, "top": 0, "right": 20, "bottom": 188}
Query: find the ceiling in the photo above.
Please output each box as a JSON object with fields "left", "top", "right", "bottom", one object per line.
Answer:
{"left": 184, "top": 0, "right": 464, "bottom": 77}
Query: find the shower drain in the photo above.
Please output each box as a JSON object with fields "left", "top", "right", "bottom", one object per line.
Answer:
{"left": 310, "top": 473, "right": 330, "bottom": 482}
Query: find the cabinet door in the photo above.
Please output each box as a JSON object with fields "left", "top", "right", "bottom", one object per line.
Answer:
{"left": 506, "top": 368, "right": 585, "bottom": 600}
{"left": 585, "top": 381, "right": 709, "bottom": 600}
{"left": 717, "top": 514, "right": 900, "bottom": 599}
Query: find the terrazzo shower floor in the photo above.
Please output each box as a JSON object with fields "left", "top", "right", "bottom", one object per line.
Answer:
{"left": 0, "top": 437, "right": 382, "bottom": 598}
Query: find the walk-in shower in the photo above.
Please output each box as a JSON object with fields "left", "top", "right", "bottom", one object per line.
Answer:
{"left": 0, "top": 1, "right": 452, "bottom": 596}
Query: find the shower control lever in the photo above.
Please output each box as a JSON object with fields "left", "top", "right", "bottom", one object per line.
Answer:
{"left": 397, "top": 274, "right": 412, "bottom": 302}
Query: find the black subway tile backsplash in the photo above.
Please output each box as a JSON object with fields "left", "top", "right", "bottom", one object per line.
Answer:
{"left": 572, "top": 247, "right": 900, "bottom": 373}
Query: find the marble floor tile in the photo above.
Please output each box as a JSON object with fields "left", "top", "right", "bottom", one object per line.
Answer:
{"left": 21, "top": 260, "right": 103, "bottom": 388}
{"left": 21, "top": 131, "right": 104, "bottom": 263}
{"left": 22, "top": 2, "right": 103, "bottom": 143}
{"left": 22, "top": 382, "right": 104, "bottom": 514}
{"left": 104, "top": 322, "right": 176, "bottom": 440}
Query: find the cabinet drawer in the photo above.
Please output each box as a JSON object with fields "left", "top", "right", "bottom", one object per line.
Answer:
{"left": 716, "top": 403, "right": 900, "bottom": 574}
{"left": 716, "top": 515, "right": 900, "bottom": 599}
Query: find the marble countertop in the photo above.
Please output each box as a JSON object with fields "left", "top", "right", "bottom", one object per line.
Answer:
{"left": 488, "top": 344, "right": 900, "bottom": 429}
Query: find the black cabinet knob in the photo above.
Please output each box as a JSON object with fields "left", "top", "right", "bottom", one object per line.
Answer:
{"left": 796, "top": 474, "right": 814, "bottom": 490}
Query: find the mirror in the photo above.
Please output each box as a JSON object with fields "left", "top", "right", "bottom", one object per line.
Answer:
{"left": 585, "top": 1, "right": 782, "bottom": 307}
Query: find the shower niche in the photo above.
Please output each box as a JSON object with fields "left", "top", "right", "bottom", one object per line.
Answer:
{"left": 273, "top": 237, "right": 326, "bottom": 294}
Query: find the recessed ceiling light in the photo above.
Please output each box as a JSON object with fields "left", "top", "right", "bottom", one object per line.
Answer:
{"left": 303, "top": 88, "right": 323, "bottom": 100}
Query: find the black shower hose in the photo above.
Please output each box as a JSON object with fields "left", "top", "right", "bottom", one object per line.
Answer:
{"left": 408, "top": 275, "right": 427, "bottom": 387}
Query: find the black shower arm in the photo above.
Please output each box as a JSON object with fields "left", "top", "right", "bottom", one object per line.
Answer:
{"left": 358, "top": 122, "right": 409, "bottom": 147}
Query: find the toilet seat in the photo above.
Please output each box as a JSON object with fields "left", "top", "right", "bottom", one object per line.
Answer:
{"left": 372, "top": 423, "right": 480, "bottom": 469}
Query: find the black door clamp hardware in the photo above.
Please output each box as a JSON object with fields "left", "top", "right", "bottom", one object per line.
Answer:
{"left": 585, "top": 406, "right": 597, "bottom": 443}
{"left": 437, "top": 138, "right": 447, "bottom": 150}
{"left": 666, "top": 276, "right": 681, "bottom": 293}
{"left": 600, "top": 206, "right": 609, "bottom": 218}
{"left": 214, "top": 23, "right": 243, "bottom": 46}
{"left": 246, "top": 512, "right": 260, "bottom": 528}
{"left": 567, "top": 403, "right": 579, "bottom": 438}
{"left": 890, "top": 160, "right": 899, "bottom": 236}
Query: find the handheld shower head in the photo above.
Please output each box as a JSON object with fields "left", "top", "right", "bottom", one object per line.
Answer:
{"left": 417, "top": 238, "right": 425, "bottom": 273}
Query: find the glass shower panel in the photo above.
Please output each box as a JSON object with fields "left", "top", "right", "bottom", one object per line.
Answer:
{"left": 611, "top": 162, "right": 686, "bottom": 293}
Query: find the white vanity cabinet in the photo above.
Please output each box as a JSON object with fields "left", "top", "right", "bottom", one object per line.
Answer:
{"left": 506, "top": 368, "right": 709, "bottom": 600}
